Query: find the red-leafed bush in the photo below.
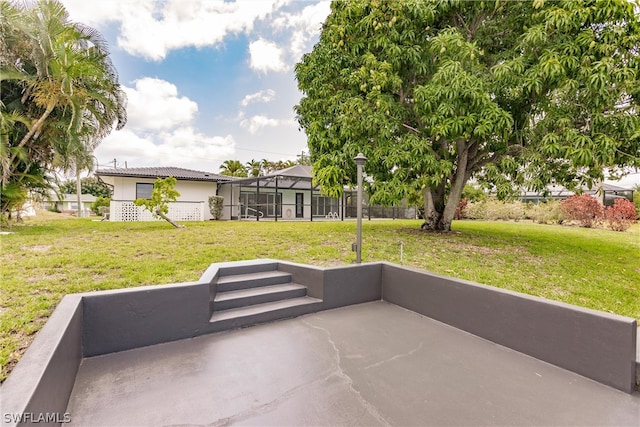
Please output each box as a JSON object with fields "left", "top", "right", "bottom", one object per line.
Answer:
{"left": 604, "top": 199, "right": 637, "bottom": 232}
{"left": 559, "top": 194, "right": 603, "bottom": 228}
{"left": 455, "top": 198, "right": 468, "bottom": 220}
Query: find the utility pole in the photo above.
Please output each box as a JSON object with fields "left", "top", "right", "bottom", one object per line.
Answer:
{"left": 296, "top": 151, "right": 309, "bottom": 165}
{"left": 113, "top": 158, "right": 117, "bottom": 169}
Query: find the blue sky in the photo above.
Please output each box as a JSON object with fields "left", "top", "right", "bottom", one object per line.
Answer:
{"left": 58, "top": 0, "right": 639, "bottom": 187}
{"left": 59, "top": 0, "right": 331, "bottom": 173}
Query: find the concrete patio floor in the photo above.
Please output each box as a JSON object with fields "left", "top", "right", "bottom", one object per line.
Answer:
{"left": 66, "top": 301, "right": 639, "bottom": 426}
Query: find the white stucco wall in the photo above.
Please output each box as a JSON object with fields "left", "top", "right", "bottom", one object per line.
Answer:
{"left": 216, "top": 184, "right": 239, "bottom": 220}
{"left": 104, "top": 176, "right": 218, "bottom": 220}
{"left": 280, "top": 189, "right": 311, "bottom": 219}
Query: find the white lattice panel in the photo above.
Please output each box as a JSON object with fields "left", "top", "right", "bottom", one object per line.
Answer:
{"left": 110, "top": 201, "right": 204, "bottom": 222}
{"left": 168, "top": 203, "right": 203, "bottom": 221}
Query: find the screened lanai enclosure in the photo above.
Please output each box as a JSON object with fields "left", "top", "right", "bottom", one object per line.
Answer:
{"left": 218, "top": 165, "right": 417, "bottom": 221}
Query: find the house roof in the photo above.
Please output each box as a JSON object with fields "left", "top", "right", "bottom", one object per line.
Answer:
{"left": 229, "top": 165, "right": 313, "bottom": 184}
{"left": 520, "top": 182, "right": 632, "bottom": 198}
{"left": 223, "top": 165, "right": 315, "bottom": 190}
{"left": 601, "top": 183, "right": 632, "bottom": 192}
{"left": 96, "top": 167, "right": 233, "bottom": 182}
{"left": 265, "top": 164, "right": 313, "bottom": 179}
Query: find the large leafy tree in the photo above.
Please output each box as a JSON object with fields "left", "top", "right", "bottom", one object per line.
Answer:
{"left": 58, "top": 176, "right": 112, "bottom": 198}
{"left": 0, "top": 0, "right": 126, "bottom": 218}
{"left": 296, "top": 0, "right": 640, "bottom": 231}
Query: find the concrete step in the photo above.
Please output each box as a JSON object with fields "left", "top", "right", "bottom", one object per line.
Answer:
{"left": 213, "top": 283, "right": 307, "bottom": 311}
{"left": 209, "top": 296, "right": 322, "bottom": 331}
{"left": 217, "top": 260, "right": 278, "bottom": 277}
{"left": 216, "top": 271, "right": 292, "bottom": 292}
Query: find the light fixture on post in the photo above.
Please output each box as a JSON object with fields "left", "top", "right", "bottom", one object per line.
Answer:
{"left": 354, "top": 152, "right": 367, "bottom": 263}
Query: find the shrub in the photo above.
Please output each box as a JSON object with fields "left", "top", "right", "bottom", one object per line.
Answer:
{"left": 464, "top": 198, "right": 525, "bottom": 221}
{"left": 604, "top": 199, "right": 637, "bottom": 232}
{"left": 633, "top": 189, "right": 640, "bottom": 219}
{"left": 559, "top": 194, "right": 603, "bottom": 228}
{"left": 208, "top": 195, "right": 224, "bottom": 220}
{"left": 465, "top": 200, "right": 485, "bottom": 219}
{"left": 485, "top": 199, "right": 525, "bottom": 221}
{"left": 91, "top": 197, "right": 110, "bottom": 216}
{"left": 525, "top": 200, "right": 564, "bottom": 224}
{"left": 462, "top": 184, "right": 486, "bottom": 202}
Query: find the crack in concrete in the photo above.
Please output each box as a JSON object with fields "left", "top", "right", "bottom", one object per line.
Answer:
{"left": 203, "top": 330, "right": 356, "bottom": 426}
{"left": 204, "top": 375, "right": 326, "bottom": 427}
{"left": 363, "top": 342, "right": 425, "bottom": 371}
{"left": 302, "top": 319, "right": 391, "bottom": 426}
{"left": 204, "top": 319, "right": 393, "bottom": 427}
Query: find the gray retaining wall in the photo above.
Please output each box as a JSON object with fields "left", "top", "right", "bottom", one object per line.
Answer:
{"left": 1, "top": 260, "right": 637, "bottom": 426}
{"left": 381, "top": 263, "right": 637, "bottom": 393}
{"left": 1, "top": 295, "right": 83, "bottom": 427}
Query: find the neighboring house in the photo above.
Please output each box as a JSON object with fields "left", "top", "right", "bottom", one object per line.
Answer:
{"left": 520, "top": 183, "right": 634, "bottom": 205}
{"left": 44, "top": 193, "right": 96, "bottom": 216}
{"left": 598, "top": 183, "right": 635, "bottom": 205}
{"left": 96, "top": 167, "right": 233, "bottom": 221}
{"left": 97, "top": 165, "right": 416, "bottom": 222}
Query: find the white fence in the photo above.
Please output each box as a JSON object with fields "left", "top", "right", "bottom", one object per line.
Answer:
{"left": 110, "top": 200, "right": 206, "bottom": 222}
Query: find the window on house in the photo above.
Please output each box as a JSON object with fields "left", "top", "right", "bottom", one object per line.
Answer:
{"left": 136, "top": 183, "right": 154, "bottom": 200}
{"left": 312, "top": 195, "right": 340, "bottom": 217}
{"left": 239, "top": 191, "right": 281, "bottom": 217}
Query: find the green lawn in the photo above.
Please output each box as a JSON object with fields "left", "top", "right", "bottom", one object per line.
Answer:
{"left": 1, "top": 213, "right": 639, "bottom": 382}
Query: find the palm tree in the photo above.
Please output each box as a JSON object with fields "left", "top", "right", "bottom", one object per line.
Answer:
{"left": 245, "top": 159, "right": 262, "bottom": 177}
{"left": 13, "top": 1, "right": 125, "bottom": 152}
{"left": 0, "top": 0, "right": 126, "bottom": 218}
{"left": 275, "top": 160, "right": 295, "bottom": 171}
{"left": 219, "top": 160, "right": 248, "bottom": 177}
{"left": 260, "top": 159, "right": 276, "bottom": 175}
{"left": 52, "top": 136, "right": 95, "bottom": 217}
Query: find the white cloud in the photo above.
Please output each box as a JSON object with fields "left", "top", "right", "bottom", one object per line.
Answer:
{"left": 61, "top": 0, "right": 332, "bottom": 70}
{"left": 125, "top": 78, "right": 198, "bottom": 130}
{"left": 271, "top": 1, "right": 330, "bottom": 31}
{"left": 240, "top": 115, "right": 294, "bottom": 134}
{"left": 240, "top": 89, "right": 276, "bottom": 107}
{"left": 249, "top": 38, "right": 287, "bottom": 73}
{"left": 58, "top": 0, "right": 128, "bottom": 27}
{"left": 62, "top": 0, "right": 287, "bottom": 60}
{"left": 94, "top": 77, "right": 235, "bottom": 170}
{"left": 271, "top": 1, "right": 331, "bottom": 61}
{"left": 95, "top": 128, "right": 235, "bottom": 170}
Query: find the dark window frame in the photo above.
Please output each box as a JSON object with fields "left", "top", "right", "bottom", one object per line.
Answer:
{"left": 136, "top": 182, "right": 154, "bottom": 200}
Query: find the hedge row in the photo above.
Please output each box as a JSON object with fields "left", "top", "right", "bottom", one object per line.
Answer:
{"left": 460, "top": 195, "right": 637, "bottom": 232}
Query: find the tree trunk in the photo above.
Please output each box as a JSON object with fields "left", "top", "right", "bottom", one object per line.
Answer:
{"left": 8, "top": 101, "right": 57, "bottom": 169}
{"left": 421, "top": 142, "right": 470, "bottom": 232}
{"left": 440, "top": 142, "right": 469, "bottom": 231}
{"left": 155, "top": 209, "right": 185, "bottom": 229}
{"left": 421, "top": 189, "right": 450, "bottom": 232}
{"left": 76, "top": 167, "right": 82, "bottom": 218}
{"left": 421, "top": 188, "right": 443, "bottom": 230}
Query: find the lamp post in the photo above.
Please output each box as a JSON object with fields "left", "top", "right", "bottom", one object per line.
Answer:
{"left": 354, "top": 152, "right": 367, "bottom": 263}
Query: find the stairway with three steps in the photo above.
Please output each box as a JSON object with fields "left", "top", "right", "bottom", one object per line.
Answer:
{"left": 209, "top": 262, "right": 321, "bottom": 331}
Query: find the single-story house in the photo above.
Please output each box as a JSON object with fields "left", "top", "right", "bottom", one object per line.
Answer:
{"left": 96, "top": 165, "right": 416, "bottom": 222}
{"left": 43, "top": 193, "right": 97, "bottom": 216}
{"left": 96, "top": 167, "right": 233, "bottom": 221}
